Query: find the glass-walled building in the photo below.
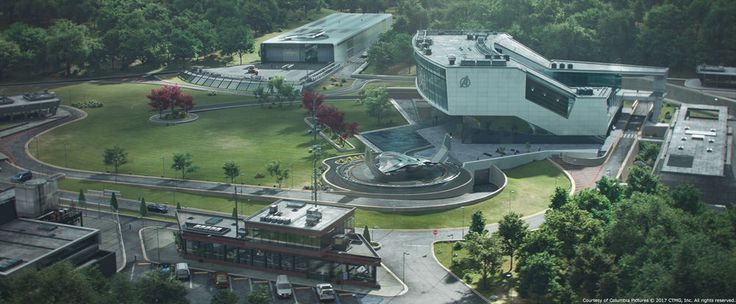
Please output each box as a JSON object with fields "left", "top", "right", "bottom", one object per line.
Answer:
{"left": 413, "top": 30, "right": 668, "bottom": 143}
{"left": 176, "top": 200, "right": 380, "bottom": 287}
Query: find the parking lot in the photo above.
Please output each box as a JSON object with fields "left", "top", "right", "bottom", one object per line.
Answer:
{"left": 127, "top": 262, "right": 376, "bottom": 304}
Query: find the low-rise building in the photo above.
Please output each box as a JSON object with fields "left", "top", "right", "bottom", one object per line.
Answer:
{"left": 176, "top": 200, "right": 381, "bottom": 287}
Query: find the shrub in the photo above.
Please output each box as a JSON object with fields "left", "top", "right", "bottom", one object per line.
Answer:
{"left": 254, "top": 172, "right": 265, "bottom": 179}
{"left": 71, "top": 99, "right": 104, "bottom": 109}
{"left": 452, "top": 241, "right": 464, "bottom": 251}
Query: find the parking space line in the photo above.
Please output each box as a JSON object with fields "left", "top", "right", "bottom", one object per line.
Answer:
{"left": 268, "top": 281, "right": 276, "bottom": 303}
{"left": 137, "top": 262, "right": 150, "bottom": 266}
{"left": 129, "top": 263, "right": 136, "bottom": 281}
{"left": 194, "top": 271, "right": 208, "bottom": 275}
{"left": 189, "top": 278, "right": 193, "bottom": 289}
{"left": 253, "top": 280, "right": 269, "bottom": 284}
{"left": 293, "top": 287, "right": 311, "bottom": 290}
{"left": 232, "top": 277, "right": 248, "bottom": 281}
{"left": 248, "top": 278, "right": 253, "bottom": 291}
{"left": 229, "top": 276, "right": 233, "bottom": 292}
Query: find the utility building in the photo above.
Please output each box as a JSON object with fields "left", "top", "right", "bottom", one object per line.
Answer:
{"left": 260, "top": 13, "right": 391, "bottom": 63}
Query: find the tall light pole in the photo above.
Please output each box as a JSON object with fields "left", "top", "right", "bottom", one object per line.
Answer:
{"left": 156, "top": 226, "right": 161, "bottom": 262}
{"left": 402, "top": 252, "right": 410, "bottom": 281}
{"left": 461, "top": 206, "right": 465, "bottom": 239}
{"left": 508, "top": 190, "right": 515, "bottom": 214}
{"left": 64, "top": 143, "right": 68, "bottom": 168}
{"left": 161, "top": 155, "right": 165, "bottom": 177}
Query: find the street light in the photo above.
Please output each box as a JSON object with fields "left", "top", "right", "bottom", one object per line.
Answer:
{"left": 160, "top": 155, "right": 165, "bottom": 177}
{"left": 402, "top": 252, "right": 410, "bottom": 281}
{"left": 507, "top": 190, "right": 515, "bottom": 213}
{"left": 461, "top": 206, "right": 465, "bottom": 239}
{"left": 156, "top": 226, "right": 161, "bottom": 262}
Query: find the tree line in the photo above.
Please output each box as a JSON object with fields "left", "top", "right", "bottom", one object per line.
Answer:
{"left": 0, "top": 0, "right": 323, "bottom": 79}
{"left": 457, "top": 165, "right": 736, "bottom": 302}
{"left": 367, "top": 0, "right": 736, "bottom": 73}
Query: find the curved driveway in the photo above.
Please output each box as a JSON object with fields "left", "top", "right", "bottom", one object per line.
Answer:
{"left": 0, "top": 82, "right": 549, "bottom": 304}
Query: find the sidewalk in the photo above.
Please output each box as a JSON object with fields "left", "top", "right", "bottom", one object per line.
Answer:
{"left": 139, "top": 227, "right": 406, "bottom": 298}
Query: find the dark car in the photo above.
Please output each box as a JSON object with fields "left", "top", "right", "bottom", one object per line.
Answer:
{"left": 10, "top": 170, "right": 32, "bottom": 183}
{"left": 147, "top": 203, "right": 169, "bottom": 214}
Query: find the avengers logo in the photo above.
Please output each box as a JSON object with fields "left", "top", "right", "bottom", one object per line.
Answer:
{"left": 459, "top": 76, "right": 471, "bottom": 88}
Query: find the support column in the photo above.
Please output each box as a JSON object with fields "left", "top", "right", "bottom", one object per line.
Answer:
{"left": 650, "top": 74, "right": 667, "bottom": 123}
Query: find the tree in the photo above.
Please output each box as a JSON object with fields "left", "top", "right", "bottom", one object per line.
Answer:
{"left": 671, "top": 184, "right": 703, "bottom": 214}
{"left": 222, "top": 161, "right": 240, "bottom": 184}
{"left": 465, "top": 232, "right": 504, "bottom": 289}
{"left": 362, "top": 86, "right": 391, "bottom": 124}
{"left": 247, "top": 284, "right": 271, "bottom": 304}
{"left": 45, "top": 19, "right": 99, "bottom": 76}
{"left": 596, "top": 176, "right": 624, "bottom": 204}
{"left": 625, "top": 165, "right": 663, "bottom": 197}
{"left": 171, "top": 153, "right": 197, "bottom": 179}
{"left": 549, "top": 186, "right": 569, "bottom": 209}
{"left": 218, "top": 18, "right": 255, "bottom": 65}
{"left": 176, "top": 202, "right": 181, "bottom": 211}
{"left": 78, "top": 189, "right": 86, "bottom": 212}
{"left": 139, "top": 197, "right": 148, "bottom": 218}
{"left": 0, "top": 37, "right": 21, "bottom": 79}
{"left": 211, "top": 289, "right": 238, "bottom": 304}
{"left": 518, "top": 252, "right": 568, "bottom": 303}
{"left": 268, "top": 76, "right": 285, "bottom": 104}
{"left": 498, "top": 212, "right": 529, "bottom": 272}
{"left": 137, "top": 271, "right": 188, "bottom": 304}
{"left": 253, "top": 87, "right": 269, "bottom": 107}
{"left": 572, "top": 189, "right": 613, "bottom": 223}
{"left": 110, "top": 192, "right": 118, "bottom": 211}
{"left": 266, "top": 160, "right": 290, "bottom": 188}
{"left": 316, "top": 105, "right": 346, "bottom": 134}
{"left": 1, "top": 262, "right": 102, "bottom": 304}
{"left": 103, "top": 145, "right": 128, "bottom": 176}
{"left": 147, "top": 85, "right": 195, "bottom": 118}
{"left": 362, "top": 225, "right": 371, "bottom": 243}
{"left": 301, "top": 90, "right": 325, "bottom": 115}
{"left": 468, "top": 210, "right": 487, "bottom": 236}
{"left": 542, "top": 204, "right": 603, "bottom": 260}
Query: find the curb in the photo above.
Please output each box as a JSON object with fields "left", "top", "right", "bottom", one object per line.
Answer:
{"left": 431, "top": 240, "right": 492, "bottom": 303}
{"left": 378, "top": 262, "right": 410, "bottom": 297}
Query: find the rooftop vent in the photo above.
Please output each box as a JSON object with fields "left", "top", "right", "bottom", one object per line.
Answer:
{"left": 424, "top": 48, "right": 432, "bottom": 55}
{"left": 576, "top": 88, "right": 594, "bottom": 95}
{"left": 681, "top": 137, "right": 687, "bottom": 141}
{"left": 305, "top": 207, "right": 322, "bottom": 226}
{"left": 466, "top": 34, "right": 474, "bottom": 40}
{"left": 268, "top": 204, "right": 278, "bottom": 215}
{"left": 707, "top": 148, "right": 713, "bottom": 153}
{"left": 678, "top": 146, "right": 684, "bottom": 150}
{"left": 448, "top": 55, "right": 456, "bottom": 65}
{"left": 709, "top": 139, "right": 715, "bottom": 143}
{"left": 205, "top": 217, "right": 223, "bottom": 225}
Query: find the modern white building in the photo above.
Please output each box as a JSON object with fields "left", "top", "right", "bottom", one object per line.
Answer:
{"left": 413, "top": 30, "right": 668, "bottom": 143}
{"left": 261, "top": 13, "right": 392, "bottom": 63}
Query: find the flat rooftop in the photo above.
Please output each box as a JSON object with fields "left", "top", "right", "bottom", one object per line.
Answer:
{"left": 245, "top": 200, "right": 354, "bottom": 232}
{"left": 177, "top": 210, "right": 245, "bottom": 239}
{"left": 0, "top": 218, "right": 98, "bottom": 276}
{"left": 697, "top": 64, "right": 736, "bottom": 76}
{"left": 661, "top": 105, "right": 730, "bottom": 176}
{"left": 415, "top": 30, "right": 667, "bottom": 76}
{"left": 0, "top": 93, "right": 60, "bottom": 110}
{"left": 263, "top": 13, "right": 391, "bottom": 46}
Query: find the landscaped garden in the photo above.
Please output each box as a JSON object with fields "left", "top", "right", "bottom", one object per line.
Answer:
{"left": 57, "top": 160, "right": 569, "bottom": 229}
{"left": 33, "top": 82, "right": 404, "bottom": 187}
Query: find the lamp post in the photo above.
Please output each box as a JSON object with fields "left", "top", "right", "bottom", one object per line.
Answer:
{"left": 156, "top": 226, "right": 161, "bottom": 262}
{"left": 160, "top": 155, "right": 165, "bottom": 177}
{"left": 461, "top": 206, "right": 465, "bottom": 239}
{"left": 508, "top": 190, "right": 515, "bottom": 214}
{"left": 64, "top": 143, "right": 68, "bottom": 168}
{"left": 402, "top": 252, "right": 410, "bottom": 281}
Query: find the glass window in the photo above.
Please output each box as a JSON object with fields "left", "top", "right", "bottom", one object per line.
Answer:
{"left": 525, "top": 76, "right": 571, "bottom": 118}
{"left": 415, "top": 53, "right": 448, "bottom": 111}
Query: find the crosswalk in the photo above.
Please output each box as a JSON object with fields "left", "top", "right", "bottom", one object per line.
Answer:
{"left": 622, "top": 132, "right": 637, "bottom": 139}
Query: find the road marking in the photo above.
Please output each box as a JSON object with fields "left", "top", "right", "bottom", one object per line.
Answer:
{"left": 137, "top": 262, "right": 150, "bottom": 266}
{"left": 232, "top": 277, "right": 248, "bottom": 281}
{"left": 294, "top": 287, "right": 312, "bottom": 290}
{"left": 189, "top": 279, "right": 193, "bottom": 289}
{"left": 248, "top": 278, "right": 253, "bottom": 291}
{"left": 194, "top": 271, "right": 209, "bottom": 275}
{"left": 253, "top": 280, "right": 269, "bottom": 284}
{"left": 130, "top": 263, "right": 136, "bottom": 281}
{"left": 229, "top": 276, "right": 233, "bottom": 292}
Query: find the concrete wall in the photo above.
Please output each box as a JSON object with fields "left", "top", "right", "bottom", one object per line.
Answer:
{"left": 463, "top": 149, "right": 598, "bottom": 171}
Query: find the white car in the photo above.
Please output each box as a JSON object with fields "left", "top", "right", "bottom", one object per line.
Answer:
{"left": 315, "top": 283, "right": 336, "bottom": 301}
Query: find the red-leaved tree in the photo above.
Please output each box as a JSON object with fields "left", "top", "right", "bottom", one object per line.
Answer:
{"left": 340, "top": 122, "right": 359, "bottom": 144}
{"left": 317, "top": 105, "right": 345, "bottom": 134}
{"left": 301, "top": 90, "right": 324, "bottom": 116}
{"left": 146, "top": 85, "right": 195, "bottom": 118}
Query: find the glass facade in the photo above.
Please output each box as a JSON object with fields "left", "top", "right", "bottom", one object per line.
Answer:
{"left": 552, "top": 72, "right": 622, "bottom": 89}
{"left": 525, "top": 76, "right": 571, "bottom": 118}
{"left": 415, "top": 53, "right": 448, "bottom": 111}
{"left": 182, "top": 238, "right": 378, "bottom": 284}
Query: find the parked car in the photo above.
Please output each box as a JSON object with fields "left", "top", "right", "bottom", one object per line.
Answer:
{"left": 10, "top": 170, "right": 32, "bottom": 183}
{"left": 275, "top": 275, "right": 293, "bottom": 298}
{"left": 147, "top": 203, "right": 169, "bottom": 214}
{"left": 158, "top": 263, "right": 172, "bottom": 275}
{"left": 213, "top": 272, "right": 229, "bottom": 289}
{"left": 175, "top": 263, "right": 190, "bottom": 281}
{"left": 315, "top": 283, "right": 336, "bottom": 301}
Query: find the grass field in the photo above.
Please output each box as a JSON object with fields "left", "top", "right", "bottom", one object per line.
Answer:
{"left": 57, "top": 160, "right": 567, "bottom": 229}
{"left": 361, "top": 63, "right": 416, "bottom": 76}
{"left": 658, "top": 102, "right": 678, "bottom": 123}
{"left": 60, "top": 179, "right": 271, "bottom": 216}
{"left": 34, "top": 82, "right": 404, "bottom": 187}
{"left": 434, "top": 242, "right": 523, "bottom": 302}
{"left": 355, "top": 160, "right": 569, "bottom": 229}
{"left": 362, "top": 80, "right": 416, "bottom": 90}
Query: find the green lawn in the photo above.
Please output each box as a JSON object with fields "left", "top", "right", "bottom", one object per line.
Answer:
{"left": 658, "top": 102, "right": 678, "bottom": 123}
{"left": 58, "top": 159, "right": 566, "bottom": 230}
{"left": 349, "top": 160, "right": 569, "bottom": 229}
{"left": 60, "top": 179, "right": 271, "bottom": 216}
{"left": 434, "top": 242, "right": 522, "bottom": 302}
{"left": 361, "top": 63, "right": 416, "bottom": 76}
{"left": 312, "top": 77, "right": 356, "bottom": 94}
{"left": 362, "top": 80, "right": 416, "bottom": 89}
{"left": 34, "top": 82, "right": 403, "bottom": 187}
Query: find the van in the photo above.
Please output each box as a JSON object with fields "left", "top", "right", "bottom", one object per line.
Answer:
{"left": 175, "top": 263, "right": 190, "bottom": 280}
{"left": 275, "top": 275, "right": 293, "bottom": 298}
